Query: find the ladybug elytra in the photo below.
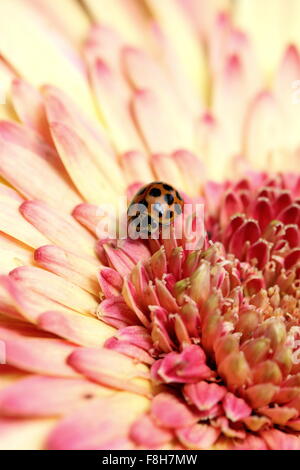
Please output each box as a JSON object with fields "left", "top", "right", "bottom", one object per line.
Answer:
{"left": 127, "top": 181, "right": 184, "bottom": 236}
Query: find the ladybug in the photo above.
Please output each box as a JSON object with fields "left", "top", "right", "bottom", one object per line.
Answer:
{"left": 127, "top": 181, "right": 184, "bottom": 236}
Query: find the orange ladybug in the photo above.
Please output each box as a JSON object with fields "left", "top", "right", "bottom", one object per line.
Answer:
{"left": 127, "top": 181, "right": 184, "bottom": 236}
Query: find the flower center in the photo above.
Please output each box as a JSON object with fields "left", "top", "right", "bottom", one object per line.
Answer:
{"left": 98, "top": 174, "right": 300, "bottom": 444}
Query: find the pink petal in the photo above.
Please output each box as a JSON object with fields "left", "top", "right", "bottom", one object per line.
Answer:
{"left": 0, "top": 125, "right": 81, "bottom": 211}
{"left": 38, "top": 310, "right": 115, "bottom": 347}
{"left": 0, "top": 375, "right": 111, "bottom": 417}
{"left": 0, "top": 120, "right": 54, "bottom": 162}
{"left": 261, "top": 429, "right": 300, "bottom": 450}
{"left": 9, "top": 266, "right": 98, "bottom": 315}
{"left": 258, "top": 406, "right": 298, "bottom": 426}
{"left": 72, "top": 203, "right": 103, "bottom": 235}
{"left": 122, "top": 277, "right": 150, "bottom": 327}
{"left": 123, "top": 45, "right": 185, "bottom": 116}
{"left": 216, "top": 416, "right": 246, "bottom": 440}
{"left": 121, "top": 151, "right": 154, "bottom": 184}
{"left": 90, "top": 58, "right": 145, "bottom": 153}
{"left": 130, "top": 414, "right": 173, "bottom": 447}
{"left": 150, "top": 307, "right": 175, "bottom": 353}
{"left": 176, "top": 423, "right": 220, "bottom": 449}
{"left": 233, "top": 435, "right": 268, "bottom": 450}
{"left": 184, "top": 381, "right": 226, "bottom": 410}
{"left": 105, "top": 337, "right": 154, "bottom": 365}
{"left": 47, "top": 392, "right": 150, "bottom": 450}
{"left": 0, "top": 0, "right": 94, "bottom": 116}
{"left": 90, "top": 438, "right": 135, "bottom": 450}
{"left": 173, "top": 150, "right": 205, "bottom": 195}
{"left": 151, "top": 392, "right": 201, "bottom": 429}
{"left": 155, "top": 278, "right": 179, "bottom": 312}
{"left": 148, "top": 0, "right": 205, "bottom": 107}
{"left": 116, "top": 326, "right": 153, "bottom": 351}
{"left": 50, "top": 121, "right": 120, "bottom": 204}
{"left": 68, "top": 347, "right": 150, "bottom": 396}
{"left": 196, "top": 113, "right": 231, "bottom": 181}
{"left": 244, "top": 92, "right": 284, "bottom": 172}
{"left": 151, "top": 153, "right": 185, "bottom": 191}
{"left": 98, "top": 267, "right": 123, "bottom": 298}
{"left": 223, "top": 392, "right": 252, "bottom": 422}
{"left": 20, "top": 200, "right": 96, "bottom": 258}
{"left": 0, "top": 328, "right": 79, "bottom": 377}
{"left": 0, "top": 417, "right": 55, "bottom": 450}
{"left": 0, "top": 317, "right": 52, "bottom": 339}
{"left": 11, "top": 78, "right": 53, "bottom": 144}
{"left": 212, "top": 53, "right": 251, "bottom": 157}
{"left": 0, "top": 274, "right": 71, "bottom": 322}
{"left": 116, "top": 239, "right": 151, "bottom": 265}
{"left": 97, "top": 296, "right": 138, "bottom": 329}
{"left": 0, "top": 199, "right": 49, "bottom": 249}
{"left": 44, "top": 85, "right": 119, "bottom": 181}
{"left": 35, "top": 245, "right": 100, "bottom": 295}
{"left": 133, "top": 89, "right": 189, "bottom": 153}
{"left": 275, "top": 45, "right": 300, "bottom": 151}
{"left": 43, "top": 85, "right": 113, "bottom": 155}
{"left": 156, "top": 345, "right": 211, "bottom": 384}
{"left": 103, "top": 244, "right": 136, "bottom": 277}
{"left": 85, "top": 24, "right": 124, "bottom": 70}
{"left": 150, "top": 247, "right": 167, "bottom": 279}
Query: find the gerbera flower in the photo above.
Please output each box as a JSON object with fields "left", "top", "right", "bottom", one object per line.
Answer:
{"left": 0, "top": 0, "right": 300, "bottom": 450}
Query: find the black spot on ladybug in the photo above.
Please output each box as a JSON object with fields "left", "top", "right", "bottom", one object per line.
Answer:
{"left": 149, "top": 187, "right": 161, "bottom": 197}
{"left": 174, "top": 203, "right": 182, "bottom": 215}
{"left": 128, "top": 182, "right": 183, "bottom": 236}
{"left": 164, "top": 193, "right": 174, "bottom": 205}
{"left": 176, "top": 190, "right": 183, "bottom": 201}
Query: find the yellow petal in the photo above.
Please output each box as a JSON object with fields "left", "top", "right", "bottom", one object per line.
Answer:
{"left": 0, "top": 60, "right": 18, "bottom": 121}
{"left": 83, "top": 0, "right": 150, "bottom": 48}
{"left": 0, "top": 418, "right": 57, "bottom": 450}
{"left": 90, "top": 59, "right": 146, "bottom": 154}
{"left": 9, "top": 266, "right": 99, "bottom": 316}
{"left": 233, "top": 0, "right": 288, "bottom": 81}
{"left": 0, "top": 0, "right": 96, "bottom": 119}
{"left": 29, "top": 0, "right": 90, "bottom": 46}
{"left": 145, "top": 0, "right": 207, "bottom": 100}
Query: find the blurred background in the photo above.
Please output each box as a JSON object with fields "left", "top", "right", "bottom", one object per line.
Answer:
{"left": 0, "top": 0, "right": 299, "bottom": 181}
